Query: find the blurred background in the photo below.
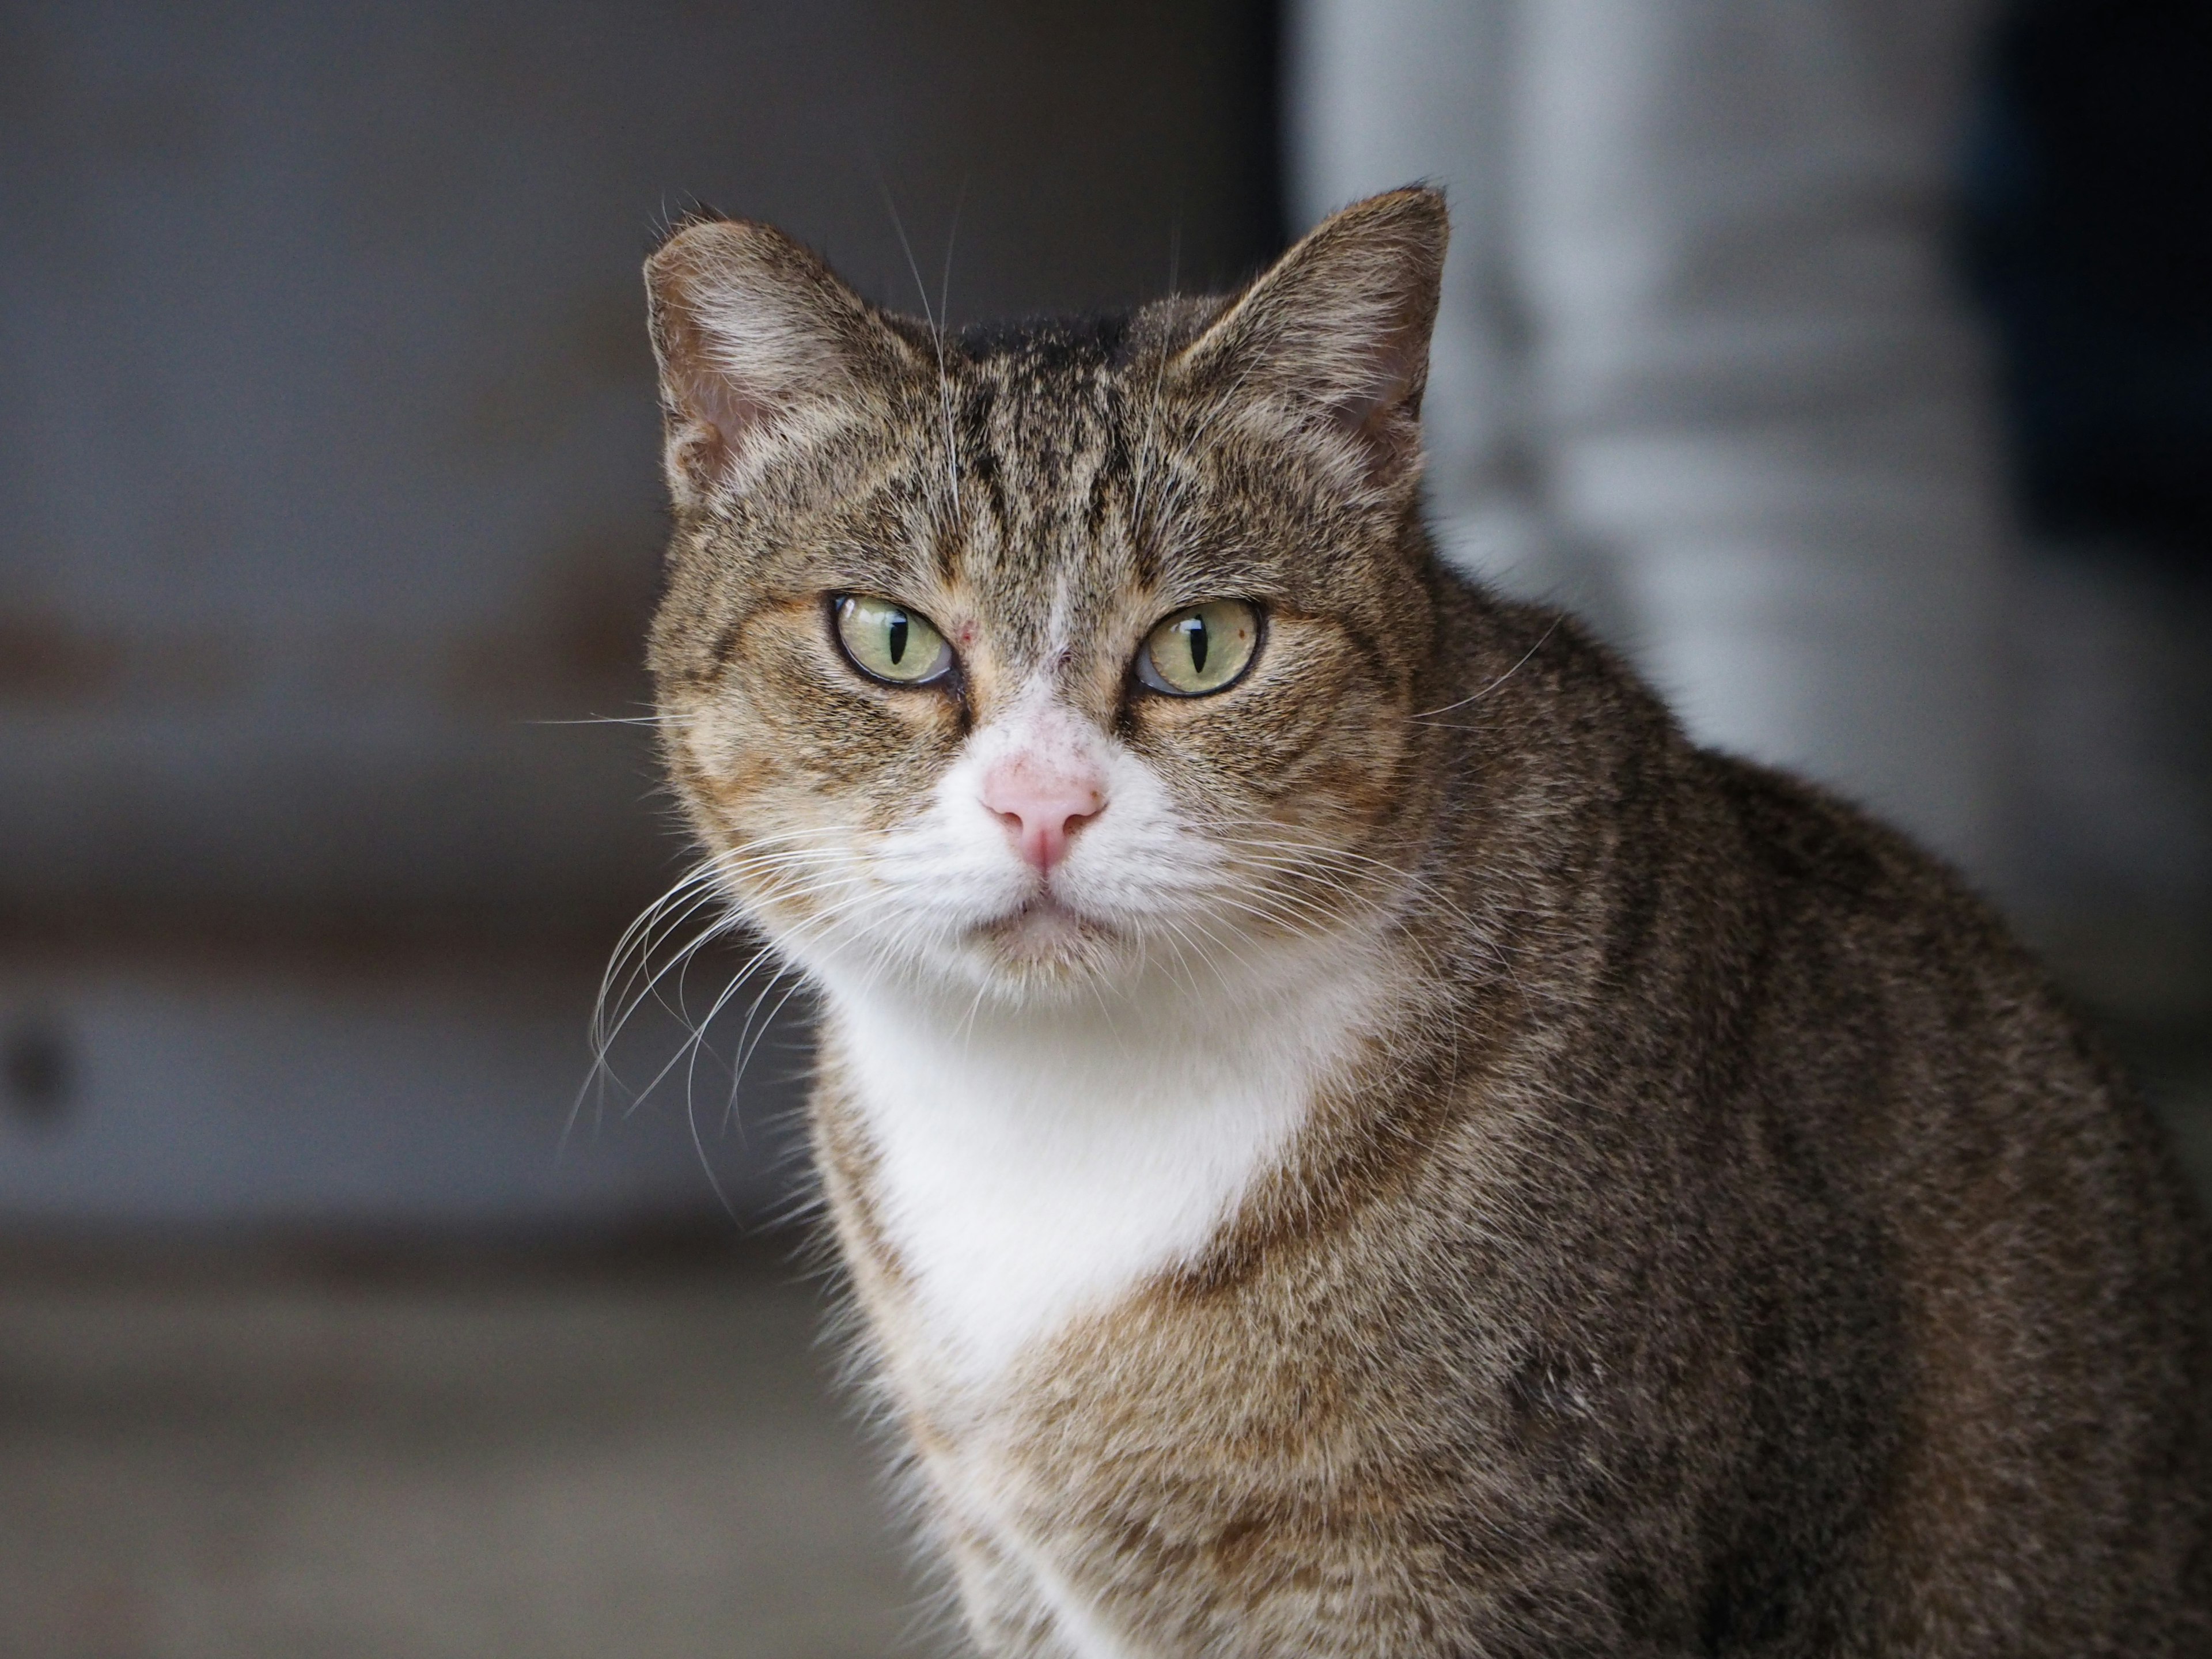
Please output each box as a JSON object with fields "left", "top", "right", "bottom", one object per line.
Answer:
{"left": 0, "top": 1, "right": 2204, "bottom": 1654}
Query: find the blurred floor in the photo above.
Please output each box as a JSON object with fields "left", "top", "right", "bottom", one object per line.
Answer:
{"left": 0, "top": 1237, "right": 917, "bottom": 1659}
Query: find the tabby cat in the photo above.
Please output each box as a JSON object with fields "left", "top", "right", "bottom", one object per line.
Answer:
{"left": 638, "top": 188, "right": 2210, "bottom": 1655}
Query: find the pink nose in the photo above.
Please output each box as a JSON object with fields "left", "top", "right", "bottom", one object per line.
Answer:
{"left": 981, "top": 761, "right": 1105, "bottom": 873}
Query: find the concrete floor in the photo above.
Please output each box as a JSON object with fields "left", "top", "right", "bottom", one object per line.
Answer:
{"left": 0, "top": 1243, "right": 918, "bottom": 1659}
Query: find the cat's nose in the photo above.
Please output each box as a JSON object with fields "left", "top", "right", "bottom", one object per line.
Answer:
{"left": 981, "top": 761, "right": 1105, "bottom": 874}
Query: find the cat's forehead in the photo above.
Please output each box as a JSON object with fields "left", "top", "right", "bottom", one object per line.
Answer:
{"left": 881, "top": 316, "right": 1154, "bottom": 660}
{"left": 813, "top": 304, "right": 1316, "bottom": 688}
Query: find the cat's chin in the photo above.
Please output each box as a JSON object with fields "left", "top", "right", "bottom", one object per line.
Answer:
{"left": 972, "top": 896, "right": 1122, "bottom": 984}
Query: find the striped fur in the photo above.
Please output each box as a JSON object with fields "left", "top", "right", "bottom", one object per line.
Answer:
{"left": 641, "top": 190, "right": 2212, "bottom": 1656}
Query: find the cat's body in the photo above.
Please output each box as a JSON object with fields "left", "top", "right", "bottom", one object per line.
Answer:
{"left": 640, "top": 190, "right": 2211, "bottom": 1654}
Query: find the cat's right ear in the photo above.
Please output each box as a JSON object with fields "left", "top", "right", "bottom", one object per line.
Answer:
{"left": 645, "top": 218, "right": 909, "bottom": 506}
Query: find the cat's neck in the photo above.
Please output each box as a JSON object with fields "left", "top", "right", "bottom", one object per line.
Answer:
{"left": 813, "top": 929, "right": 1397, "bottom": 1387}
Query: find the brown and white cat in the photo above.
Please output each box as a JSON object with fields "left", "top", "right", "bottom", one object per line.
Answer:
{"left": 637, "top": 188, "right": 2211, "bottom": 1655}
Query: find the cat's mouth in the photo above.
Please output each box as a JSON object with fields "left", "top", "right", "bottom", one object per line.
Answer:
{"left": 981, "top": 893, "right": 1115, "bottom": 963}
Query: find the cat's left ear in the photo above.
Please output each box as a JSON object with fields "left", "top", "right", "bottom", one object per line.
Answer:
{"left": 1173, "top": 186, "right": 1446, "bottom": 493}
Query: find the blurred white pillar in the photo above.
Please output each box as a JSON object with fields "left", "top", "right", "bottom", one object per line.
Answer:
{"left": 1287, "top": 0, "right": 2009, "bottom": 874}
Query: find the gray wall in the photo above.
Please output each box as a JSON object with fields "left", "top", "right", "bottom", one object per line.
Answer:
{"left": 0, "top": 0, "right": 1279, "bottom": 1223}
{"left": 1, "top": 0, "right": 1281, "bottom": 943}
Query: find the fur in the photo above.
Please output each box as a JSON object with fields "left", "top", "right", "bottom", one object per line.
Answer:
{"left": 638, "top": 189, "right": 2212, "bottom": 1656}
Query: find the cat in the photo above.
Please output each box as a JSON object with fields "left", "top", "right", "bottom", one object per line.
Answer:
{"left": 636, "top": 187, "right": 2211, "bottom": 1656}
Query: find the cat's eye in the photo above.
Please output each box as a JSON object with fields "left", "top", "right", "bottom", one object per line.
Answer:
{"left": 1135, "top": 600, "right": 1262, "bottom": 697}
{"left": 833, "top": 594, "right": 954, "bottom": 686}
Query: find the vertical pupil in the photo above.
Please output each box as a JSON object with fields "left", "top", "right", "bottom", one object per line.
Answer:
{"left": 1186, "top": 615, "right": 1209, "bottom": 675}
{"left": 887, "top": 612, "right": 908, "bottom": 666}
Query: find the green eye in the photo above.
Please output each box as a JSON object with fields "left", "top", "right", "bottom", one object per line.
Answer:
{"left": 833, "top": 594, "right": 953, "bottom": 685}
{"left": 1137, "top": 599, "right": 1262, "bottom": 696}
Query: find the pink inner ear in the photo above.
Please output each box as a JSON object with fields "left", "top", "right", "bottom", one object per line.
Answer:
{"left": 677, "top": 361, "right": 777, "bottom": 457}
{"left": 655, "top": 301, "right": 856, "bottom": 495}
{"left": 1326, "top": 327, "right": 1427, "bottom": 480}
{"left": 1338, "top": 286, "right": 1431, "bottom": 410}
{"left": 1332, "top": 366, "right": 1418, "bottom": 435}
{"left": 651, "top": 243, "right": 859, "bottom": 489}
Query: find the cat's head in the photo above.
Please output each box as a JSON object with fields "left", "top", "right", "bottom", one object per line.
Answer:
{"left": 644, "top": 188, "right": 1449, "bottom": 1007}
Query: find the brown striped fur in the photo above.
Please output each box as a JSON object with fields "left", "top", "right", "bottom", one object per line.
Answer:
{"left": 639, "top": 189, "right": 2212, "bottom": 1655}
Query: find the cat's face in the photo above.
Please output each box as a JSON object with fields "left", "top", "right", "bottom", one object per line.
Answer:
{"left": 645, "top": 191, "right": 1448, "bottom": 1006}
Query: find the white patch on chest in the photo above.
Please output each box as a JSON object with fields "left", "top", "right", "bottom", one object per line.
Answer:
{"left": 817, "top": 940, "right": 1386, "bottom": 1385}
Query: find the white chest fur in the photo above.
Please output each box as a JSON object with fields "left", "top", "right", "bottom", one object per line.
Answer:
{"left": 816, "top": 942, "right": 1387, "bottom": 1387}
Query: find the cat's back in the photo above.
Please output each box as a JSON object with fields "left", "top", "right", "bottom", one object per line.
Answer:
{"left": 1585, "top": 662, "right": 2212, "bottom": 1647}
{"left": 1421, "top": 589, "right": 2212, "bottom": 1646}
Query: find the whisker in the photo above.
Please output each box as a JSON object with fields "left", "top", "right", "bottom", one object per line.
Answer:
{"left": 873, "top": 172, "right": 961, "bottom": 519}
{"left": 1410, "top": 618, "right": 1561, "bottom": 721}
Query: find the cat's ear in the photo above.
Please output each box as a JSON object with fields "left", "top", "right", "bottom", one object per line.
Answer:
{"left": 645, "top": 217, "right": 911, "bottom": 505}
{"left": 1174, "top": 186, "right": 1446, "bottom": 492}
